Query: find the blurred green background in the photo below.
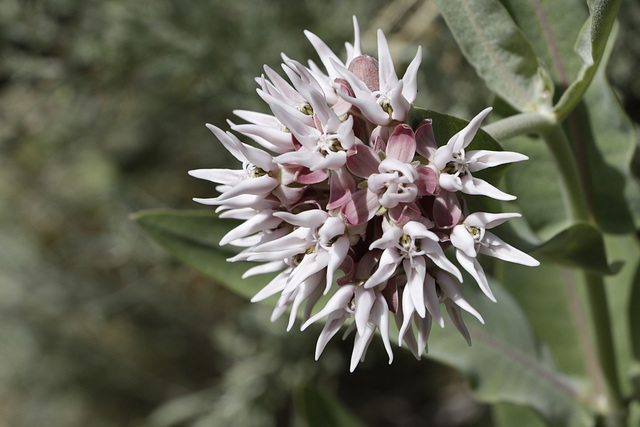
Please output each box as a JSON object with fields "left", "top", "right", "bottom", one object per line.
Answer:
{"left": 1, "top": 0, "right": 638, "bottom": 426}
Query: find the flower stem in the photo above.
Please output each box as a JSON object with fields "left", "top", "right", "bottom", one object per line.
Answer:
{"left": 584, "top": 272, "right": 627, "bottom": 427}
{"left": 540, "top": 123, "right": 627, "bottom": 426}
{"left": 539, "top": 123, "right": 590, "bottom": 222}
{"left": 483, "top": 111, "right": 555, "bottom": 141}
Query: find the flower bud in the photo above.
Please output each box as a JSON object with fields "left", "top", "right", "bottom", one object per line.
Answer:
{"left": 348, "top": 55, "right": 379, "bottom": 92}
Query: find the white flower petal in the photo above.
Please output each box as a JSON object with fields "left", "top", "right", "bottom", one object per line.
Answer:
{"left": 364, "top": 248, "right": 402, "bottom": 289}
{"left": 315, "top": 311, "right": 349, "bottom": 360}
{"left": 461, "top": 175, "right": 516, "bottom": 201}
{"left": 369, "top": 226, "right": 403, "bottom": 250}
{"left": 404, "top": 258, "right": 426, "bottom": 318}
{"left": 439, "top": 173, "right": 464, "bottom": 193}
{"left": 401, "top": 46, "right": 422, "bottom": 104}
{"left": 372, "top": 294, "right": 393, "bottom": 364}
{"left": 325, "top": 235, "right": 350, "bottom": 293}
{"left": 416, "top": 314, "right": 432, "bottom": 357}
{"left": 467, "top": 150, "right": 529, "bottom": 172}
{"left": 251, "top": 268, "right": 291, "bottom": 302}
{"left": 465, "top": 212, "right": 521, "bottom": 229}
{"left": 435, "top": 271, "right": 484, "bottom": 324}
{"left": 480, "top": 232, "right": 540, "bottom": 266}
{"left": 377, "top": 29, "right": 398, "bottom": 92}
{"left": 445, "top": 300, "right": 472, "bottom": 346}
{"left": 242, "top": 260, "right": 286, "bottom": 278}
{"left": 450, "top": 224, "right": 477, "bottom": 258}
{"left": 424, "top": 273, "right": 444, "bottom": 327}
{"left": 220, "top": 210, "right": 282, "bottom": 246}
{"left": 301, "top": 284, "right": 356, "bottom": 330}
{"left": 455, "top": 251, "right": 496, "bottom": 302}
{"left": 354, "top": 286, "right": 376, "bottom": 336}
{"left": 287, "top": 272, "right": 324, "bottom": 331}
{"left": 188, "top": 168, "right": 244, "bottom": 186}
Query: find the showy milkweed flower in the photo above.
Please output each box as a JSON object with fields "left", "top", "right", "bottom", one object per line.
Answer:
{"left": 190, "top": 17, "right": 539, "bottom": 371}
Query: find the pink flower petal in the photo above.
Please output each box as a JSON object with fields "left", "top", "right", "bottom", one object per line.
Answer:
{"left": 433, "top": 191, "right": 462, "bottom": 229}
{"left": 382, "top": 277, "right": 399, "bottom": 314}
{"left": 337, "top": 254, "right": 355, "bottom": 286}
{"left": 415, "top": 119, "right": 438, "bottom": 161}
{"left": 295, "top": 166, "right": 329, "bottom": 184}
{"left": 327, "top": 168, "right": 356, "bottom": 210}
{"left": 342, "top": 189, "right": 380, "bottom": 225}
{"left": 385, "top": 124, "right": 416, "bottom": 163}
{"left": 388, "top": 203, "right": 421, "bottom": 226}
{"left": 415, "top": 165, "right": 438, "bottom": 196}
{"left": 346, "top": 143, "right": 380, "bottom": 178}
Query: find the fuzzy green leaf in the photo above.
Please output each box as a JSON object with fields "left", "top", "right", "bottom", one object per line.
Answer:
{"left": 530, "top": 222, "right": 621, "bottom": 275}
{"left": 493, "top": 403, "right": 548, "bottom": 427}
{"left": 553, "top": 0, "right": 622, "bottom": 119}
{"left": 295, "top": 384, "right": 366, "bottom": 427}
{"left": 574, "top": 26, "right": 640, "bottom": 233}
{"left": 433, "top": 0, "right": 554, "bottom": 113}
{"left": 132, "top": 209, "right": 266, "bottom": 300}
{"left": 427, "top": 280, "right": 593, "bottom": 427}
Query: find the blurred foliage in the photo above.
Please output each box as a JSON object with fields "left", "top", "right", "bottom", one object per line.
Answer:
{"left": 0, "top": 0, "right": 638, "bottom": 426}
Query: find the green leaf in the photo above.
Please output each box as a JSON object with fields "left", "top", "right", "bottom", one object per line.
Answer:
{"left": 497, "top": 0, "right": 620, "bottom": 119}
{"left": 294, "top": 384, "right": 366, "bottom": 427}
{"left": 132, "top": 209, "right": 267, "bottom": 300}
{"left": 629, "top": 259, "right": 640, "bottom": 362}
{"left": 426, "top": 280, "right": 594, "bottom": 427}
{"left": 493, "top": 403, "right": 548, "bottom": 427}
{"left": 433, "top": 0, "right": 554, "bottom": 113}
{"left": 497, "top": 234, "right": 640, "bottom": 413}
{"left": 497, "top": 0, "right": 588, "bottom": 87}
{"left": 573, "top": 26, "right": 640, "bottom": 233}
{"left": 498, "top": 31, "right": 639, "bottom": 236}
{"left": 604, "top": 234, "right": 640, "bottom": 394}
{"left": 497, "top": 261, "right": 590, "bottom": 380}
{"left": 530, "top": 222, "right": 620, "bottom": 275}
{"left": 553, "top": 0, "right": 622, "bottom": 119}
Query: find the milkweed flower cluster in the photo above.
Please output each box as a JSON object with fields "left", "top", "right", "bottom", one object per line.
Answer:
{"left": 190, "top": 17, "right": 539, "bottom": 371}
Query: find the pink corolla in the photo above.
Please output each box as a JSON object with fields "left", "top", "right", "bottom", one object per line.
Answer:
{"left": 188, "top": 17, "right": 538, "bottom": 371}
{"left": 343, "top": 124, "right": 438, "bottom": 225}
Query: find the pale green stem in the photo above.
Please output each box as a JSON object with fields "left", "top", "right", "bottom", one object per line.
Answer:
{"left": 540, "top": 124, "right": 626, "bottom": 427}
{"left": 539, "top": 124, "right": 590, "bottom": 222}
{"left": 482, "top": 111, "right": 555, "bottom": 141}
